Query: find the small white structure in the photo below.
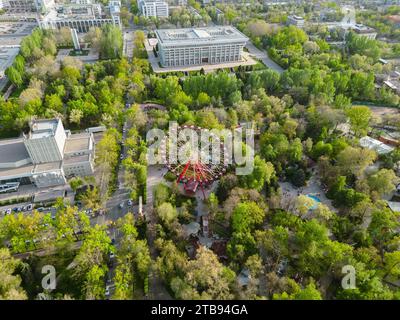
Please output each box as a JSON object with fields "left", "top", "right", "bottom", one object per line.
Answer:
{"left": 351, "top": 24, "right": 377, "bottom": 40}
{"left": 359, "top": 136, "right": 394, "bottom": 155}
{"left": 287, "top": 15, "right": 305, "bottom": 27}
{"left": 387, "top": 201, "right": 400, "bottom": 213}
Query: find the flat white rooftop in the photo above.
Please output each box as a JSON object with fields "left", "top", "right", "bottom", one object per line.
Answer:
{"left": 29, "top": 119, "right": 60, "bottom": 139}
{"left": 359, "top": 136, "right": 394, "bottom": 154}
{"left": 156, "top": 26, "right": 249, "bottom": 46}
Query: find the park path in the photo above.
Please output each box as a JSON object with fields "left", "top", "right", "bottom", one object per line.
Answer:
{"left": 245, "top": 42, "right": 284, "bottom": 74}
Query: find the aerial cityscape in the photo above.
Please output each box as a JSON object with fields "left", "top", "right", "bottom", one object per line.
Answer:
{"left": 0, "top": 0, "right": 400, "bottom": 305}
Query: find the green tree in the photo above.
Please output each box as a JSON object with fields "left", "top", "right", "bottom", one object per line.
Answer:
{"left": 0, "top": 248, "right": 27, "bottom": 300}
{"left": 346, "top": 106, "right": 372, "bottom": 137}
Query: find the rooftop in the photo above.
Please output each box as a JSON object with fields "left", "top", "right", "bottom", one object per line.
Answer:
{"left": 0, "top": 138, "right": 30, "bottom": 164}
{"left": 359, "top": 136, "right": 394, "bottom": 155}
{"left": 0, "top": 164, "right": 35, "bottom": 179}
{"left": 352, "top": 24, "right": 376, "bottom": 34}
{"left": 34, "top": 161, "right": 63, "bottom": 173}
{"left": 29, "top": 119, "right": 61, "bottom": 139}
{"left": 155, "top": 26, "right": 249, "bottom": 46}
{"left": 288, "top": 15, "right": 305, "bottom": 21}
{"left": 64, "top": 133, "right": 92, "bottom": 154}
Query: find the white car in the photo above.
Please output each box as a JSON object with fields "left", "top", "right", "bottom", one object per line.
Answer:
{"left": 27, "top": 204, "right": 33, "bottom": 211}
{"left": 127, "top": 199, "right": 133, "bottom": 206}
{"left": 105, "top": 286, "right": 110, "bottom": 297}
{"left": 5, "top": 208, "right": 12, "bottom": 215}
{"left": 119, "top": 203, "right": 124, "bottom": 209}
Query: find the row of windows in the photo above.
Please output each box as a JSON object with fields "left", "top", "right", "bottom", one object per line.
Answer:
{"left": 160, "top": 43, "right": 245, "bottom": 50}
{"left": 163, "top": 55, "right": 241, "bottom": 67}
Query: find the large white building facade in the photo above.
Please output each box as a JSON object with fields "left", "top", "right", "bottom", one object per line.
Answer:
{"left": 0, "top": 0, "right": 53, "bottom": 13}
{"left": 38, "top": 0, "right": 121, "bottom": 32}
{"left": 155, "top": 26, "right": 249, "bottom": 67}
{"left": 138, "top": 0, "right": 168, "bottom": 18}
{"left": 0, "top": 119, "right": 96, "bottom": 188}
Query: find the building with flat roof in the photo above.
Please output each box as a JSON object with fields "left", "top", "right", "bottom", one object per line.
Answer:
{"left": 359, "top": 136, "right": 394, "bottom": 155}
{"left": 155, "top": 26, "right": 249, "bottom": 67}
{"left": 0, "top": 119, "right": 96, "bottom": 189}
{"left": 138, "top": 0, "right": 168, "bottom": 18}
{"left": 351, "top": 24, "right": 377, "bottom": 40}
{"left": 287, "top": 15, "right": 305, "bottom": 27}
{"left": 39, "top": 0, "right": 121, "bottom": 32}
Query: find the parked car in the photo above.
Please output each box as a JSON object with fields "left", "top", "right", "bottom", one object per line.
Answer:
{"left": 105, "top": 286, "right": 110, "bottom": 297}
{"left": 5, "top": 208, "right": 11, "bottom": 215}
{"left": 127, "top": 199, "right": 133, "bottom": 206}
{"left": 27, "top": 204, "right": 33, "bottom": 211}
{"left": 119, "top": 203, "right": 124, "bottom": 209}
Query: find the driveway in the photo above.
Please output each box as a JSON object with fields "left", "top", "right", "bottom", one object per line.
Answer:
{"left": 245, "top": 42, "right": 284, "bottom": 74}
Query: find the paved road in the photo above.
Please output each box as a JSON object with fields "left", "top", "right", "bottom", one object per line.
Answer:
{"left": 245, "top": 42, "right": 284, "bottom": 74}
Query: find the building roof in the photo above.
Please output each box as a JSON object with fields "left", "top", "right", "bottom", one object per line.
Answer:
{"left": 34, "top": 189, "right": 66, "bottom": 203}
{"left": 359, "top": 136, "right": 394, "bottom": 154}
{"left": 29, "top": 118, "right": 61, "bottom": 139}
{"left": 64, "top": 133, "right": 91, "bottom": 154}
{"left": 352, "top": 24, "right": 376, "bottom": 34}
{"left": 155, "top": 26, "right": 249, "bottom": 46}
{"left": 0, "top": 164, "right": 35, "bottom": 180}
{"left": 288, "top": 15, "right": 304, "bottom": 21}
{"left": 0, "top": 138, "right": 30, "bottom": 164}
{"left": 33, "top": 161, "right": 63, "bottom": 173}
{"left": 387, "top": 201, "right": 400, "bottom": 213}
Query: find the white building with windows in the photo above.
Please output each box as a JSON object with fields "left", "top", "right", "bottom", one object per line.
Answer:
{"left": 155, "top": 26, "right": 249, "bottom": 67}
{"left": 38, "top": 0, "right": 121, "bottom": 32}
{"left": 287, "top": 15, "right": 305, "bottom": 27}
{"left": 0, "top": 119, "right": 96, "bottom": 189}
{"left": 351, "top": 24, "right": 377, "bottom": 40}
{"left": 138, "top": 0, "right": 168, "bottom": 18}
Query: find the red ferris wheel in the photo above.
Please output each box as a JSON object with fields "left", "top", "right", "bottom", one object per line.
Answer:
{"left": 160, "top": 125, "right": 228, "bottom": 199}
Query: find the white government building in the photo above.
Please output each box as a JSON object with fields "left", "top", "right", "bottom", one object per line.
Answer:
{"left": 0, "top": 119, "right": 96, "bottom": 188}
{"left": 138, "top": 0, "right": 168, "bottom": 18}
{"left": 155, "top": 26, "right": 249, "bottom": 67}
